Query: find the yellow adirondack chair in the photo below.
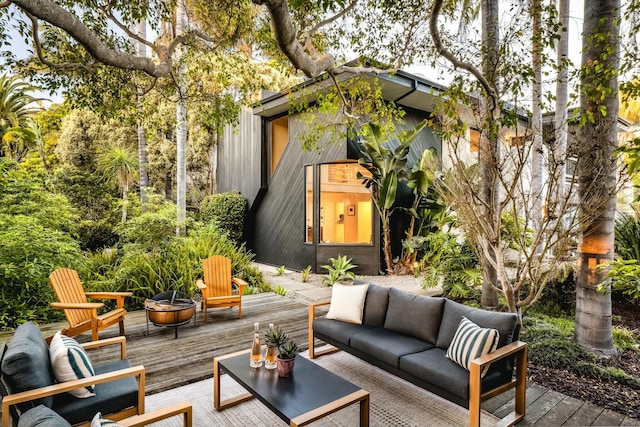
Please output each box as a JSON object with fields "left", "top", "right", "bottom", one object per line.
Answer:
{"left": 196, "top": 255, "right": 247, "bottom": 321}
{"left": 49, "top": 268, "right": 132, "bottom": 341}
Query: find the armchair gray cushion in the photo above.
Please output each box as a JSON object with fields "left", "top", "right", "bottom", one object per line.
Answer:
{"left": 1, "top": 322, "right": 55, "bottom": 409}
{"left": 18, "top": 405, "right": 72, "bottom": 427}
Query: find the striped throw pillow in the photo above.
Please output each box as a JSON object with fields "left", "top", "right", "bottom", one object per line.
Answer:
{"left": 446, "top": 317, "right": 499, "bottom": 378}
{"left": 49, "top": 331, "right": 96, "bottom": 398}
{"left": 91, "top": 412, "right": 125, "bottom": 427}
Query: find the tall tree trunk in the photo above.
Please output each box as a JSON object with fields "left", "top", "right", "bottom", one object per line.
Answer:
{"left": 574, "top": 0, "right": 619, "bottom": 355}
{"left": 479, "top": 0, "right": 500, "bottom": 308}
{"left": 137, "top": 16, "right": 149, "bottom": 203}
{"left": 531, "top": 0, "right": 544, "bottom": 255}
{"left": 554, "top": 0, "right": 569, "bottom": 205}
{"left": 175, "top": 0, "right": 187, "bottom": 235}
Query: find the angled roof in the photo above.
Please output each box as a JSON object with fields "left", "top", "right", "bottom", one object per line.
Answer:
{"left": 253, "top": 67, "right": 449, "bottom": 118}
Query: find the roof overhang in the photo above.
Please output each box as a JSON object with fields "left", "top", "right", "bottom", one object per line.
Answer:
{"left": 252, "top": 69, "right": 449, "bottom": 118}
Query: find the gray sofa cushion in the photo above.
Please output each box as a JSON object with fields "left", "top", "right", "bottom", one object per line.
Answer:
{"left": 436, "top": 299, "right": 518, "bottom": 350}
{"left": 362, "top": 284, "right": 390, "bottom": 327}
{"left": 1, "top": 322, "right": 55, "bottom": 409}
{"left": 313, "top": 318, "right": 374, "bottom": 345}
{"left": 18, "top": 405, "right": 72, "bottom": 427}
{"left": 350, "top": 328, "right": 433, "bottom": 367}
{"left": 399, "top": 348, "right": 505, "bottom": 401}
{"left": 383, "top": 288, "right": 445, "bottom": 344}
{"left": 54, "top": 359, "right": 139, "bottom": 425}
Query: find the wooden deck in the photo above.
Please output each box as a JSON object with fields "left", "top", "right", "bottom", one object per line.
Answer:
{"left": 2, "top": 292, "right": 638, "bottom": 426}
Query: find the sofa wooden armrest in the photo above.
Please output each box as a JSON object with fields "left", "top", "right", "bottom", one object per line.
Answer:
{"left": 1, "top": 366, "right": 146, "bottom": 427}
{"left": 81, "top": 335, "right": 127, "bottom": 359}
{"left": 468, "top": 340, "right": 528, "bottom": 427}
{"left": 308, "top": 300, "right": 336, "bottom": 359}
{"left": 118, "top": 401, "right": 192, "bottom": 427}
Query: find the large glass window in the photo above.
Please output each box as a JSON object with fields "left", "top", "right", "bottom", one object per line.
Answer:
{"left": 305, "top": 166, "right": 313, "bottom": 243}
{"left": 319, "top": 163, "right": 372, "bottom": 244}
{"left": 271, "top": 116, "right": 289, "bottom": 174}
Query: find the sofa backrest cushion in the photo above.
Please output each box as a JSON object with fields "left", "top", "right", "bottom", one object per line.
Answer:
{"left": 1, "top": 321, "right": 55, "bottom": 409}
{"left": 361, "top": 284, "right": 390, "bottom": 327}
{"left": 383, "top": 288, "right": 445, "bottom": 344}
{"left": 436, "top": 299, "right": 518, "bottom": 350}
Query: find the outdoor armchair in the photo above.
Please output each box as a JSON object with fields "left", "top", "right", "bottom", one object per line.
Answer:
{"left": 1, "top": 322, "right": 144, "bottom": 427}
{"left": 196, "top": 255, "right": 247, "bottom": 321}
{"left": 49, "top": 268, "right": 132, "bottom": 341}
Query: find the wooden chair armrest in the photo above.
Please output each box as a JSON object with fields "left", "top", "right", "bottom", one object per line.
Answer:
{"left": 470, "top": 340, "right": 527, "bottom": 369}
{"left": 2, "top": 365, "right": 146, "bottom": 425}
{"left": 81, "top": 336, "right": 127, "bottom": 359}
{"left": 232, "top": 277, "right": 247, "bottom": 295}
{"left": 85, "top": 292, "right": 133, "bottom": 298}
{"left": 50, "top": 302, "right": 103, "bottom": 310}
{"left": 308, "top": 300, "right": 334, "bottom": 359}
{"left": 119, "top": 401, "right": 192, "bottom": 427}
{"left": 196, "top": 279, "right": 206, "bottom": 290}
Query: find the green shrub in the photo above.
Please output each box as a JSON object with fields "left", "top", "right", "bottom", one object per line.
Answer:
{"left": 615, "top": 211, "right": 640, "bottom": 261}
{"left": 199, "top": 191, "right": 246, "bottom": 243}
{"left": 241, "top": 265, "right": 270, "bottom": 292}
{"left": 0, "top": 214, "right": 81, "bottom": 329}
{"left": 301, "top": 266, "right": 312, "bottom": 282}
{"left": 274, "top": 285, "right": 287, "bottom": 296}
{"left": 275, "top": 265, "right": 286, "bottom": 276}
{"left": 322, "top": 255, "right": 357, "bottom": 286}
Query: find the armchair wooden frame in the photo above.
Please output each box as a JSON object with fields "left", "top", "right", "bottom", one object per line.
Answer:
{"left": 196, "top": 255, "right": 247, "bottom": 321}
{"left": 49, "top": 268, "right": 133, "bottom": 341}
{"left": 1, "top": 337, "right": 145, "bottom": 427}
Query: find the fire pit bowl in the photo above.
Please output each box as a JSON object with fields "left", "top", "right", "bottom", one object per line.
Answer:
{"left": 145, "top": 290, "right": 196, "bottom": 338}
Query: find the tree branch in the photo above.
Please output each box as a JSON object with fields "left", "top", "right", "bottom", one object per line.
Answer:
{"left": 303, "top": 0, "right": 358, "bottom": 56}
{"left": 429, "top": 0, "right": 498, "bottom": 110}
{"left": 252, "top": 0, "right": 336, "bottom": 78}
{"left": 11, "top": 0, "right": 173, "bottom": 77}
{"left": 27, "top": 12, "right": 95, "bottom": 71}
{"left": 100, "top": 4, "right": 155, "bottom": 51}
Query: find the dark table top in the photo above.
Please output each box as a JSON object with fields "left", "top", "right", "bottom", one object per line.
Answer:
{"left": 218, "top": 352, "right": 363, "bottom": 423}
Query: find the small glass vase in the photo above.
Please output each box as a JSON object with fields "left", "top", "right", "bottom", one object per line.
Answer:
{"left": 265, "top": 346, "right": 278, "bottom": 370}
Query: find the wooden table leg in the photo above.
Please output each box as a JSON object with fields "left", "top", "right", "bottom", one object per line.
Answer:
{"left": 213, "top": 355, "right": 254, "bottom": 411}
{"left": 360, "top": 393, "right": 369, "bottom": 427}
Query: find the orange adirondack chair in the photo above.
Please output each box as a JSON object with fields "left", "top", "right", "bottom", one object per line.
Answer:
{"left": 49, "top": 268, "right": 132, "bottom": 341}
{"left": 196, "top": 255, "right": 247, "bottom": 321}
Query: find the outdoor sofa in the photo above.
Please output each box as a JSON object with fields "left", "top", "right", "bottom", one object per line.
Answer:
{"left": 308, "top": 284, "right": 527, "bottom": 427}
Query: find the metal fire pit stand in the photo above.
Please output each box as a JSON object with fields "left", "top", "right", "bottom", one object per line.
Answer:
{"left": 145, "top": 290, "right": 197, "bottom": 339}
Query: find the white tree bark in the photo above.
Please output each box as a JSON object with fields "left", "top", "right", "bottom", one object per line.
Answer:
{"left": 137, "top": 17, "right": 149, "bottom": 203}
{"left": 530, "top": 0, "right": 544, "bottom": 255}
{"left": 175, "top": 0, "right": 188, "bottom": 235}
{"left": 554, "top": 0, "right": 569, "bottom": 203}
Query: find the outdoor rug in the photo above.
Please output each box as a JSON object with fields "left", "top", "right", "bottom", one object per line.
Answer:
{"left": 145, "top": 349, "right": 500, "bottom": 426}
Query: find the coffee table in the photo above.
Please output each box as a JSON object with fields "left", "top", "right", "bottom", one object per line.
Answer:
{"left": 213, "top": 349, "right": 369, "bottom": 427}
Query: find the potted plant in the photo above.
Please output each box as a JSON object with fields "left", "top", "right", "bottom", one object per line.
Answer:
{"left": 264, "top": 324, "right": 288, "bottom": 370}
{"left": 276, "top": 340, "right": 299, "bottom": 378}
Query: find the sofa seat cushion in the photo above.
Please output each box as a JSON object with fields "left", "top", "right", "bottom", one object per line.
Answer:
{"left": 350, "top": 328, "right": 433, "bottom": 368}
{"left": 313, "top": 319, "right": 374, "bottom": 345}
{"left": 18, "top": 405, "right": 72, "bottom": 427}
{"left": 383, "top": 288, "right": 445, "bottom": 344}
{"left": 1, "top": 322, "right": 55, "bottom": 409}
{"left": 53, "top": 360, "right": 138, "bottom": 425}
{"left": 399, "top": 348, "right": 507, "bottom": 401}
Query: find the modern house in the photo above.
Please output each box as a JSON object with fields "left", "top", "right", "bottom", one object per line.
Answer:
{"left": 217, "top": 69, "right": 447, "bottom": 275}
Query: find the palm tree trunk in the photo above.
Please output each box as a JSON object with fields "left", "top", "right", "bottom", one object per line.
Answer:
{"left": 574, "top": 0, "right": 619, "bottom": 355}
